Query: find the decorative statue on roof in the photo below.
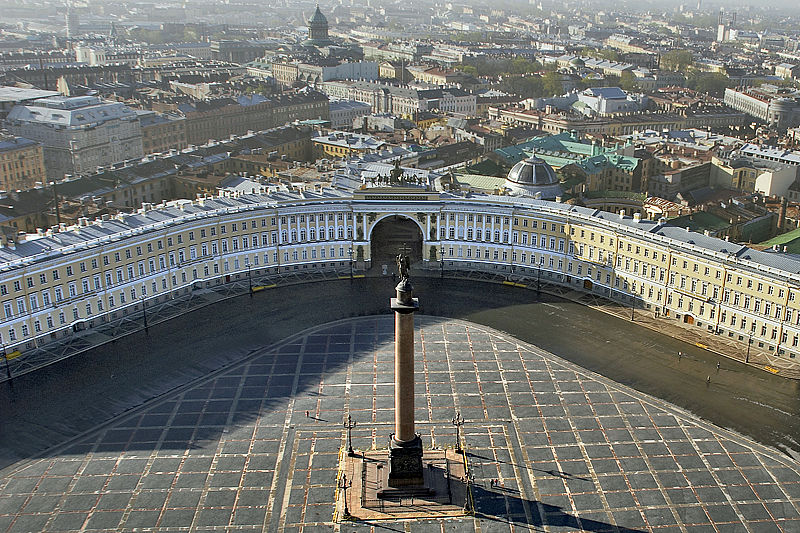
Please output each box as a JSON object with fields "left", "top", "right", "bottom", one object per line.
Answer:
{"left": 390, "top": 158, "right": 403, "bottom": 184}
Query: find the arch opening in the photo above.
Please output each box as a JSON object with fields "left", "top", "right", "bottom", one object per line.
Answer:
{"left": 369, "top": 215, "right": 424, "bottom": 270}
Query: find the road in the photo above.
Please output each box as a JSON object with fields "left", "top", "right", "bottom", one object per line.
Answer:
{"left": 1, "top": 276, "right": 798, "bottom": 471}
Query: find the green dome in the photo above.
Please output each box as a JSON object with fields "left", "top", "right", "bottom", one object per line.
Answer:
{"left": 308, "top": 5, "right": 328, "bottom": 26}
{"left": 304, "top": 5, "right": 334, "bottom": 47}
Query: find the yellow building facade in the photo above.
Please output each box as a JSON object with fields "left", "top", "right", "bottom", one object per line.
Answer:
{"left": 1, "top": 189, "right": 799, "bottom": 370}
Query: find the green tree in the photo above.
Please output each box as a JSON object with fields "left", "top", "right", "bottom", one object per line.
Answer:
{"left": 619, "top": 71, "right": 639, "bottom": 92}
{"left": 510, "top": 58, "right": 537, "bottom": 75}
{"left": 541, "top": 71, "right": 563, "bottom": 96}
{"left": 604, "top": 74, "right": 620, "bottom": 88}
{"left": 693, "top": 72, "right": 730, "bottom": 97}
{"left": 598, "top": 49, "right": 621, "bottom": 62}
{"left": 660, "top": 50, "right": 693, "bottom": 72}
{"left": 581, "top": 47, "right": 621, "bottom": 62}
{"left": 499, "top": 75, "right": 544, "bottom": 98}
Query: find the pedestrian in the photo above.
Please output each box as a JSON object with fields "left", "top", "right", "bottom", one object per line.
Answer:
{"left": 305, "top": 410, "right": 309, "bottom": 417}
{"left": 679, "top": 351, "right": 682, "bottom": 359}
{"left": 716, "top": 362, "right": 720, "bottom": 370}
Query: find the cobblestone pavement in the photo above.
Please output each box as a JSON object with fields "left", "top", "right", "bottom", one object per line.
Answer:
{"left": 1, "top": 316, "right": 798, "bottom": 532}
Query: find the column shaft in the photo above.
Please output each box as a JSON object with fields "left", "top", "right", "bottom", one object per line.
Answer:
{"left": 394, "top": 311, "right": 415, "bottom": 443}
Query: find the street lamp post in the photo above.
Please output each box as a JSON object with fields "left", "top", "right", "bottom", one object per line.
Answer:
{"left": 440, "top": 245, "right": 445, "bottom": 279}
{"left": 247, "top": 263, "right": 252, "bottom": 297}
{"left": 2, "top": 343, "right": 10, "bottom": 380}
{"left": 141, "top": 295, "right": 148, "bottom": 333}
{"left": 746, "top": 333, "right": 753, "bottom": 363}
{"left": 344, "top": 414, "right": 357, "bottom": 456}
{"left": 537, "top": 257, "right": 543, "bottom": 293}
{"left": 631, "top": 296, "right": 635, "bottom": 321}
{"left": 348, "top": 247, "right": 353, "bottom": 279}
{"left": 452, "top": 411, "right": 465, "bottom": 454}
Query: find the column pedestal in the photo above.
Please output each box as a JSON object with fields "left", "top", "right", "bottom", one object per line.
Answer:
{"left": 388, "top": 434, "right": 424, "bottom": 487}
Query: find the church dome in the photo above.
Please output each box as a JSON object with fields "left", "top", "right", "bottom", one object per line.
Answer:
{"left": 507, "top": 155, "right": 558, "bottom": 186}
{"left": 308, "top": 5, "right": 328, "bottom": 26}
{"left": 304, "top": 5, "right": 334, "bottom": 47}
{"left": 505, "top": 154, "right": 563, "bottom": 199}
{"left": 569, "top": 57, "right": 585, "bottom": 68}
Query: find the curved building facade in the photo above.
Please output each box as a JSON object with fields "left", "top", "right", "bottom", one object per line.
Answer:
{"left": 1, "top": 188, "right": 800, "bottom": 364}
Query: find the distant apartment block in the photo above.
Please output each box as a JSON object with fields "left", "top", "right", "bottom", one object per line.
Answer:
{"left": 329, "top": 100, "right": 371, "bottom": 129}
{"left": 312, "top": 131, "right": 385, "bottom": 159}
{"left": 6, "top": 96, "right": 143, "bottom": 180}
{"left": 210, "top": 40, "right": 273, "bottom": 64}
{"left": 138, "top": 111, "right": 187, "bottom": 155}
{"left": 75, "top": 46, "right": 140, "bottom": 66}
{"left": 361, "top": 41, "right": 434, "bottom": 63}
{"left": 0, "top": 50, "right": 75, "bottom": 70}
{"left": 576, "top": 87, "right": 648, "bottom": 117}
{"left": 325, "top": 81, "right": 476, "bottom": 118}
{"left": 0, "top": 64, "right": 135, "bottom": 92}
{"left": 0, "top": 135, "right": 45, "bottom": 191}
{"left": 724, "top": 85, "right": 800, "bottom": 130}
{"left": 180, "top": 95, "right": 273, "bottom": 146}
{"left": 269, "top": 90, "right": 330, "bottom": 128}
{"left": 180, "top": 91, "right": 329, "bottom": 146}
{"left": 271, "top": 59, "right": 379, "bottom": 88}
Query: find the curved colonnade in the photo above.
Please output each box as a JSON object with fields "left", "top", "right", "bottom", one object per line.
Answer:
{"left": 1, "top": 186, "right": 800, "bottom": 366}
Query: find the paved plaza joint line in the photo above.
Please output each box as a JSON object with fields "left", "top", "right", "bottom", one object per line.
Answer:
{"left": 0, "top": 316, "right": 799, "bottom": 532}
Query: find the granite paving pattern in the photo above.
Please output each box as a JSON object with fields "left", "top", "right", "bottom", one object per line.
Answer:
{"left": 0, "top": 315, "right": 798, "bottom": 532}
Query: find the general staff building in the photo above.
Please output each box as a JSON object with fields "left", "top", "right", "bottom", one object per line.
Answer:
{"left": 0, "top": 187, "right": 799, "bottom": 363}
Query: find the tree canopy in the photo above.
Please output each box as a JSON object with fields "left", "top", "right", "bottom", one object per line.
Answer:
{"left": 660, "top": 50, "right": 693, "bottom": 72}
{"left": 687, "top": 71, "right": 730, "bottom": 97}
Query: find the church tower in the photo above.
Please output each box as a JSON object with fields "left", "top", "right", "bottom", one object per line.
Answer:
{"left": 303, "top": 5, "right": 334, "bottom": 47}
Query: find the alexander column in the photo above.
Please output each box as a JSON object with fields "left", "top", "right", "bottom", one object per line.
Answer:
{"left": 388, "top": 246, "right": 424, "bottom": 487}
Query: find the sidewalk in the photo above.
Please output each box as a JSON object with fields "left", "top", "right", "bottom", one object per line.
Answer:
{"left": 0, "top": 269, "right": 346, "bottom": 384}
{"left": 432, "top": 268, "right": 800, "bottom": 380}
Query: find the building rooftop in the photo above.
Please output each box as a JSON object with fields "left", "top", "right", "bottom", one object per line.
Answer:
{"left": 6, "top": 97, "right": 136, "bottom": 127}
{"left": 0, "top": 86, "right": 60, "bottom": 104}
{"left": 0, "top": 136, "right": 38, "bottom": 153}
